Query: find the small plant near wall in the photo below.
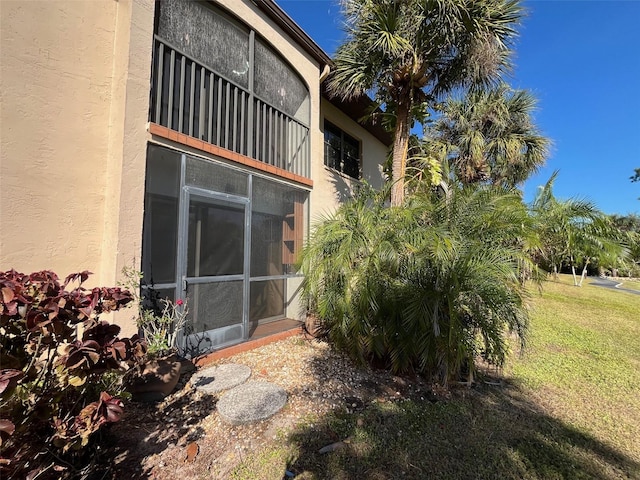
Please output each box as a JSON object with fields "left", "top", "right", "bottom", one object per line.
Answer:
{"left": 120, "top": 266, "right": 188, "bottom": 359}
{"left": 138, "top": 298, "right": 188, "bottom": 357}
{"left": 120, "top": 267, "right": 190, "bottom": 402}
{"left": 0, "top": 269, "right": 146, "bottom": 478}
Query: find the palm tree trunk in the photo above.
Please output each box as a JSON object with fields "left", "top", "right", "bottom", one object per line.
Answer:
{"left": 578, "top": 257, "right": 590, "bottom": 287}
{"left": 391, "top": 99, "right": 411, "bottom": 207}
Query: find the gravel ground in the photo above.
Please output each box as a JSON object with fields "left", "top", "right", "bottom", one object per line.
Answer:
{"left": 108, "top": 334, "right": 438, "bottom": 479}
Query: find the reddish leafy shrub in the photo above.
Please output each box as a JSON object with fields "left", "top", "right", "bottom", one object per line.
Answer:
{"left": 0, "top": 269, "right": 146, "bottom": 478}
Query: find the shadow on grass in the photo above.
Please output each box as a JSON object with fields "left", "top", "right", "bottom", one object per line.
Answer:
{"left": 284, "top": 381, "right": 639, "bottom": 480}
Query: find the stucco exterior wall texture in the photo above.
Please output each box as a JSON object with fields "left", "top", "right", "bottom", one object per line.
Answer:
{"left": 100, "top": 0, "right": 154, "bottom": 288}
{"left": 0, "top": 0, "right": 155, "bottom": 334}
{"left": 1, "top": 0, "right": 118, "bottom": 277}
{"left": 0, "top": 1, "right": 151, "bottom": 272}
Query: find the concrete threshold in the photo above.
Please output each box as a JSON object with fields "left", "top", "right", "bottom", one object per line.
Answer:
{"left": 193, "top": 325, "right": 303, "bottom": 368}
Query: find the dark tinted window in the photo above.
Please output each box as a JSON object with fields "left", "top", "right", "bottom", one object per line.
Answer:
{"left": 324, "top": 121, "right": 361, "bottom": 179}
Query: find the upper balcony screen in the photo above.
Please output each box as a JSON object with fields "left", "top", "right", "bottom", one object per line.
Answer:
{"left": 157, "top": 0, "right": 250, "bottom": 89}
{"left": 254, "top": 39, "right": 309, "bottom": 124}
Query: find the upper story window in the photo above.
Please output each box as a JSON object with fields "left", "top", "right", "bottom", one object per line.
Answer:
{"left": 324, "top": 121, "right": 361, "bottom": 179}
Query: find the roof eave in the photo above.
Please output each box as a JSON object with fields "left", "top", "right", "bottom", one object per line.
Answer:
{"left": 322, "top": 85, "right": 393, "bottom": 147}
{"left": 252, "top": 0, "right": 333, "bottom": 68}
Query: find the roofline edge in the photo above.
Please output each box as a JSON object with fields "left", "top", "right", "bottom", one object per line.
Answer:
{"left": 251, "top": 0, "right": 334, "bottom": 68}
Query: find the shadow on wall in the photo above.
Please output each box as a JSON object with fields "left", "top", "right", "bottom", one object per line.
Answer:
{"left": 328, "top": 169, "right": 355, "bottom": 205}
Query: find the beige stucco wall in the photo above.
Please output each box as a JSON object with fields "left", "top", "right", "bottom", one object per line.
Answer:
{"left": 310, "top": 97, "right": 388, "bottom": 224}
{"left": 100, "top": 0, "right": 155, "bottom": 334}
{"left": 0, "top": 0, "right": 154, "bottom": 334}
{"left": 0, "top": 0, "right": 118, "bottom": 276}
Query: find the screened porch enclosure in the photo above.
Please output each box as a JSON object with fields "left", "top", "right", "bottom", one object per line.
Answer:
{"left": 142, "top": 144, "right": 307, "bottom": 355}
{"left": 149, "top": 0, "right": 311, "bottom": 178}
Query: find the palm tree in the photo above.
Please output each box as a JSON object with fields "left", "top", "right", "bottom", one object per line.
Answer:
{"left": 327, "top": 0, "right": 523, "bottom": 206}
{"left": 301, "top": 183, "right": 535, "bottom": 383}
{"left": 604, "top": 214, "right": 639, "bottom": 277}
{"left": 571, "top": 217, "right": 628, "bottom": 286}
{"left": 434, "top": 84, "right": 550, "bottom": 187}
{"left": 531, "top": 172, "right": 626, "bottom": 285}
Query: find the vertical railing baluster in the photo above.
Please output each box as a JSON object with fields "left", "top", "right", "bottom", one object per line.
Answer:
{"left": 293, "top": 122, "right": 298, "bottom": 174}
{"left": 279, "top": 113, "right": 284, "bottom": 169}
{"left": 262, "top": 103, "right": 267, "bottom": 162}
{"left": 232, "top": 87, "right": 238, "bottom": 152}
{"left": 188, "top": 62, "right": 195, "bottom": 136}
{"left": 301, "top": 128, "right": 306, "bottom": 177}
{"left": 303, "top": 128, "right": 311, "bottom": 177}
{"left": 274, "top": 112, "right": 278, "bottom": 168}
{"left": 199, "top": 68, "right": 205, "bottom": 140}
{"left": 276, "top": 110, "right": 280, "bottom": 167}
{"left": 273, "top": 108, "right": 277, "bottom": 166}
{"left": 298, "top": 126, "right": 302, "bottom": 177}
{"left": 273, "top": 110, "right": 279, "bottom": 167}
{"left": 216, "top": 78, "right": 222, "bottom": 146}
{"left": 208, "top": 73, "right": 214, "bottom": 143}
{"left": 297, "top": 125, "right": 302, "bottom": 176}
{"left": 297, "top": 126, "right": 302, "bottom": 177}
{"left": 178, "top": 56, "right": 186, "bottom": 133}
{"left": 295, "top": 125, "right": 299, "bottom": 174}
{"left": 291, "top": 122, "right": 296, "bottom": 174}
{"left": 224, "top": 82, "right": 231, "bottom": 149}
{"left": 154, "top": 41, "right": 164, "bottom": 123}
{"left": 263, "top": 104, "right": 267, "bottom": 163}
{"left": 268, "top": 106, "right": 274, "bottom": 165}
{"left": 278, "top": 112, "right": 282, "bottom": 168}
{"left": 304, "top": 126, "right": 308, "bottom": 177}
{"left": 167, "top": 49, "right": 175, "bottom": 129}
{"left": 284, "top": 115, "right": 288, "bottom": 171}
{"left": 284, "top": 117, "right": 289, "bottom": 171}
{"left": 240, "top": 91, "right": 245, "bottom": 155}
{"left": 254, "top": 100, "right": 260, "bottom": 160}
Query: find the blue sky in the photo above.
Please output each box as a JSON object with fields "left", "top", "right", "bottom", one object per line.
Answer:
{"left": 279, "top": 0, "right": 640, "bottom": 215}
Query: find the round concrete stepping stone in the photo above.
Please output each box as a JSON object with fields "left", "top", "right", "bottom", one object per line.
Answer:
{"left": 217, "top": 381, "right": 287, "bottom": 425}
{"left": 191, "top": 363, "right": 251, "bottom": 394}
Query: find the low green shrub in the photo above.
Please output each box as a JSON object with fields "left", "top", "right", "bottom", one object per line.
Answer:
{"left": 301, "top": 185, "right": 535, "bottom": 383}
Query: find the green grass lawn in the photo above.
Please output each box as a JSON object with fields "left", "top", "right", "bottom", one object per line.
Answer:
{"left": 230, "top": 275, "right": 640, "bottom": 479}
{"left": 619, "top": 279, "right": 640, "bottom": 292}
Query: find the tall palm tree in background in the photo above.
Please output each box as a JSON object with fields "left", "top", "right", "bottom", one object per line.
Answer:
{"left": 327, "top": 0, "right": 523, "bottom": 206}
{"left": 434, "top": 84, "right": 550, "bottom": 187}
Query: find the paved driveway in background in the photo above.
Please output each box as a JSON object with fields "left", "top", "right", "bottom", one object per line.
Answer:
{"left": 589, "top": 277, "right": 640, "bottom": 295}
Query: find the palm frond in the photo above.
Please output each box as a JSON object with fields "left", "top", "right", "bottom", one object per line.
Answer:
{"left": 301, "top": 184, "right": 533, "bottom": 382}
